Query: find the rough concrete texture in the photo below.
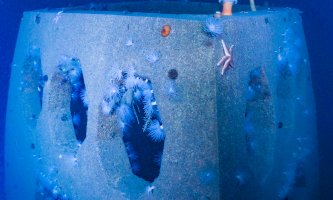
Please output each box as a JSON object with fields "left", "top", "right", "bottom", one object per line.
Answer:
{"left": 5, "top": 2, "right": 318, "bottom": 200}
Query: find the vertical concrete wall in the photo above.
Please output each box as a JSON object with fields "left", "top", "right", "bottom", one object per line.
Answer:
{"left": 5, "top": 2, "right": 318, "bottom": 200}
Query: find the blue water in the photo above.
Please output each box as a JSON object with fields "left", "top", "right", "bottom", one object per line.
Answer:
{"left": 0, "top": 0, "right": 332, "bottom": 199}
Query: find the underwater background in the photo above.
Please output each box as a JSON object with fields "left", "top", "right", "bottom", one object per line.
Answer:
{"left": 0, "top": 0, "right": 332, "bottom": 199}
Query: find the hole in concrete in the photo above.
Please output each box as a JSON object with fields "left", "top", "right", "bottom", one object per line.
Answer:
{"left": 277, "top": 121, "right": 283, "bottom": 129}
{"left": 102, "top": 71, "right": 165, "bottom": 182}
{"left": 58, "top": 57, "right": 88, "bottom": 143}
{"left": 20, "top": 46, "right": 44, "bottom": 127}
{"left": 243, "top": 67, "right": 273, "bottom": 154}
{"left": 246, "top": 67, "right": 271, "bottom": 102}
{"left": 168, "top": 69, "right": 178, "bottom": 80}
{"left": 122, "top": 80, "right": 165, "bottom": 182}
{"left": 35, "top": 14, "right": 41, "bottom": 24}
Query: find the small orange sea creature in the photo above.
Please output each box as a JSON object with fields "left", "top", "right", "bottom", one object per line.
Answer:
{"left": 214, "top": 0, "right": 237, "bottom": 17}
{"left": 222, "top": 1, "right": 233, "bottom": 16}
{"left": 161, "top": 25, "right": 171, "bottom": 37}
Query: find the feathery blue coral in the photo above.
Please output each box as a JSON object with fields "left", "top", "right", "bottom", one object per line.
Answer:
{"left": 117, "top": 104, "right": 135, "bottom": 124}
{"left": 101, "top": 68, "right": 165, "bottom": 182}
{"left": 146, "top": 51, "right": 161, "bottom": 64}
{"left": 203, "top": 17, "right": 223, "bottom": 37}
{"left": 147, "top": 120, "right": 165, "bottom": 142}
{"left": 79, "top": 88, "right": 89, "bottom": 107}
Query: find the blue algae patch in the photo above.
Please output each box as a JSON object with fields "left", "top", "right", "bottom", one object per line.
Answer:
{"left": 58, "top": 56, "right": 87, "bottom": 143}
{"left": 102, "top": 69, "right": 165, "bottom": 182}
{"left": 203, "top": 17, "right": 223, "bottom": 37}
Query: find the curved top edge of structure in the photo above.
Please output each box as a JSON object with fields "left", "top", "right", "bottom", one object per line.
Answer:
{"left": 26, "top": 2, "right": 300, "bottom": 19}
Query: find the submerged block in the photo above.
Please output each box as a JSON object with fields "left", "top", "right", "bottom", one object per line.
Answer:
{"left": 5, "top": 2, "right": 318, "bottom": 200}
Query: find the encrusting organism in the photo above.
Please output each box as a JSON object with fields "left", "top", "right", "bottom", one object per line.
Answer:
{"left": 125, "top": 38, "right": 134, "bottom": 47}
{"left": 117, "top": 104, "right": 135, "bottom": 124}
{"left": 147, "top": 119, "right": 165, "bottom": 142}
{"left": 203, "top": 17, "right": 223, "bottom": 37}
{"left": 79, "top": 88, "right": 89, "bottom": 107}
{"left": 146, "top": 51, "right": 161, "bottom": 64}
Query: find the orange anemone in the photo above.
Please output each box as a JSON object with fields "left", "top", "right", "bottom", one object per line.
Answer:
{"left": 161, "top": 25, "right": 171, "bottom": 37}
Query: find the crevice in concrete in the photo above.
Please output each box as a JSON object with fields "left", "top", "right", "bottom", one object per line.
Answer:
{"left": 244, "top": 67, "right": 272, "bottom": 154}
{"left": 20, "top": 46, "right": 45, "bottom": 127}
{"left": 101, "top": 70, "right": 165, "bottom": 183}
{"left": 58, "top": 56, "right": 88, "bottom": 143}
{"left": 121, "top": 79, "right": 164, "bottom": 182}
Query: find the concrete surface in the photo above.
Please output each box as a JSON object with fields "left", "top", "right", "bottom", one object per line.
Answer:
{"left": 5, "top": 2, "right": 318, "bottom": 200}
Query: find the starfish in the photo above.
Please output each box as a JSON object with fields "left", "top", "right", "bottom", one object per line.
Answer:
{"left": 216, "top": 39, "right": 234, "bottom": 75}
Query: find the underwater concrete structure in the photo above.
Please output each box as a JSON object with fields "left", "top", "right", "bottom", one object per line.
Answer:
{"left": 5, "top": 2, "right": 318, "bottom": 200}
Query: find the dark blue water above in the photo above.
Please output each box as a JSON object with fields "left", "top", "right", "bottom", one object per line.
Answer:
{"left": 0, "top": 0, "right": 332, "bottom": 199}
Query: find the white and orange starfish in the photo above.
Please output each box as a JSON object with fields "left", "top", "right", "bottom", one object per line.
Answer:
{"left": 216, "top": 39, "right": 234, "bottom": 75}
